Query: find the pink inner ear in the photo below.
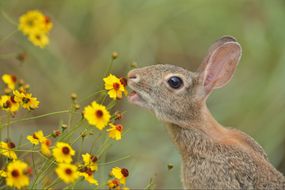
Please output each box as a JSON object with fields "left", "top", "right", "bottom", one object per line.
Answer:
{"left": 203, "top": 42, "right": 241, "bottom": 93}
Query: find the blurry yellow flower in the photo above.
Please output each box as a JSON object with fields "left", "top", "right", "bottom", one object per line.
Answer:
{"left": 28, "top": 32, "right": 49, "bottom": 48}
{"left": 83, "top": 101, "right": 111, "bottom": 130}
{"left": 78, "top": 172, "right": 98, "bottom": 186}
{"left": 6, "top": 160, "right": 30, "bottom": 189}
{"left": 0, "top": 95, "right": 20, "bottom": 113}
{"left": 18, "top": 10, "right": 46, "bottom": 35}
{"left": 111, "top": 167, "right": 129, "bottom": 185}
{"left": 18, "top": 10, "right": 52, "bottom": 48}
{"left": 14, "top": 90, "right": 40, "bottom": 110}
{"left": 41, "top": 139, "right": 52, "bottom": 157}
{"left": 55, "top": 163, "right": 79, "bottom": 184}
{"left": 27, "top": 130, "right": 46, "bottom": 145}
{"left": 82, "top": 153, "right": 98, "bottom": 171}
{"left": 2, "top": 74, "right": 17, "bottom": 90}
{"left": 0, "top": 141, "right": 17, "bottom": 160}
{"left": 0, "top": 170, "right": 7, "bottom": 177}
{"left": 107, "top": 123, "right": 123, "bottom": 141}
{"left": 103, "top": 74, "right": 128, "bottom": 100}
{"left": 52, "top": 142, "right": 75, "bottom": 163}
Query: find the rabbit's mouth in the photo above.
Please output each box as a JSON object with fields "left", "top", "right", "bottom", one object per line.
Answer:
{"left": 128, "top": 90, "right": 149, "bottom": 108}
{"left": 128, "top": 90, "right": 143, "bottom": 104}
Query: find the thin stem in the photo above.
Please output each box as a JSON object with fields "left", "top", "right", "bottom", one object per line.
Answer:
{"left": 2, "top": 110, "right": 70, "bottom": 127}
{"left": 99, "top": 155, "right": 131, "bottom": 166}
{"left": 45, "top": 177, "right": 60, "bottom": 189}
{"left": 6, "top": 113, "right": 10, "bottom": 139}
{"left": 1, "top": 11, "right": 17, "bottom": 26}
{"left": 32, "top": 145, "right": 37, "bottom": 176}
{"left": 0, "top": 30, "right": 18, "bottom": 45}
{"left": 78, "top": 90, "right": 106, "bottom": 103}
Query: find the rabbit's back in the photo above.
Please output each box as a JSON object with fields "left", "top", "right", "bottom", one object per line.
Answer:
{"left": 168, "top": 124, "right": 285, "bottom": 189}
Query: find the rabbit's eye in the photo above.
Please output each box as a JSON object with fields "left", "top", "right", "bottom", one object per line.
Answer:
{"left": 167, "top": 76, "right": 183, "bottom": 89}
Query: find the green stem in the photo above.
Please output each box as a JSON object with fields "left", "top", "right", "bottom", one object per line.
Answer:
{"left": 0, "top": 30, "right": 18, "bottom": 45}
{"left": 32, "top": 145, "right": 37, "bottom": 176}
{"left": 2, "top": 110, "right": 70, "bottom": 127}
{"left": 78, "top": 90, "right": 106, "bottom": 103}
{"left": 6, "top": 113, "right": 10, "bottom": 139}
{"left": 45, "top": 177, "right": 60, "bottom": 189}
{"left": 1, "top": 11, "right": 17, "bottom": 26}
{"left": 99, "top": 155, "right": 131, "bottom": 165}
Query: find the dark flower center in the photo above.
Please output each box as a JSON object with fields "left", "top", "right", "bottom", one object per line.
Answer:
{"left": 10, "top": 96, "right": 16, "bottom": 103}
{"left": 62, "top": 146, "right": 70, "bottom": 155}
{"left": 32, "top": 134, "right": 39, "bottom": 140}
{"left": 113, "top": 83, "right": 120, "bottom": 91}
{"left": 11, "top": 75, "right": 17, "bottom": 82}
{"left": 65, "top": 168, "right": 72, "bottom": 175}
{"left": 8, "top": 142, "right": 16, "bottom": 149}
{"left": 115, "top": 124, "right": 123, "bottom": 132}
{"left": 11, "top": 170, "right": 20, "bottom": 178}
{"left": 22, "top": 97, "right": 30, "bottom": 104}
{"left": 95, "top": 110, "right": 103, "bottom": 118}
{"left": 91, "top": 155, "right": 97, "bottom": 163}
{"left": 120, "top": 78, "right": 127, "bottom": 87}
{"left": 3, "top": 101, "right": 11, "bottom": 108}
{"left": 121, "top": 168, "right": 129, "bottom": 177}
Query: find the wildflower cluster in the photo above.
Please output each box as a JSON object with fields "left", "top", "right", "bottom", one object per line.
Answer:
{"left": 0, "top": 74, "right": 39, "bottom": 115}
{"left": 0, "top": 9, "right": 134, "bottom": 189}
{"left": 18, "top": 10, "right": 53, "bottom": 48}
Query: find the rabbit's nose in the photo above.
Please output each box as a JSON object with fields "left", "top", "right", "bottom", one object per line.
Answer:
{"left": 128, "top": 72, "right": 140, "bottom": 83}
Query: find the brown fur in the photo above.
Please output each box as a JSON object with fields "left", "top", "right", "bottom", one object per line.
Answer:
{"left": 127, "top": 36, "right": 285, "bottom": 189}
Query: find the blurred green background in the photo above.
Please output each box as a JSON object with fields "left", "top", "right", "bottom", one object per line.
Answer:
{"left": 1, "top": 0, "right": 285, "bottom": 189}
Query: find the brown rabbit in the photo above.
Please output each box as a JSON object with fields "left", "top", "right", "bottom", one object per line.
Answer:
{"left": 127, "top": 36, "right": 285, "bottom": 189}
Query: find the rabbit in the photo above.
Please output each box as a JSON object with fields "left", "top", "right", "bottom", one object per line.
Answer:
{"left": 127, "top": 36, "right": 285, "bottom": 189}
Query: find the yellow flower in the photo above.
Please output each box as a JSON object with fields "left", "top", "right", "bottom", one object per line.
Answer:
{"left": 18, "top": 10, "right": 46, "bottom": 35}
{"left": 0, "top": 95, "right": 20, "bottom": 113}
{"left": 103, "top": 74, "right": 128, "bottom": 100}
{"left": 107, "top": 123, "right": 123, "bottom": 141}
{"left": 28, "top": 31, "right": 49, "bottom": 48}
{"left": 111, "top": 167, "right": 129, "bottom": 185}
{"left": 0, "top": 141, "right": 17, "bottom": 160}
{"left": 6, "top": 160, "right": 30, "bottom": 189}
{"left": 18, "top": 10, "right": 52, "bottom": 48}
{"left": 55, "top": 163, "right": 79, "bottom": 184}
{"left": 0, "top": 170, "right": 7, "bottom": 177}
{"left": 41, "top": 139, "right": 52, "bottom": 157}
{"left": 82, "top": 153, "right": 98, "bottom": 171}
{"left": 83, "top": 101, "right": 111, "bottom": 130}
{"left": 27, "top": 130, "right": 46, "bottom": 145}
{"left": 14, "top": 90, "right": 40, "bottom": 110}
{"left": 2, "top": 74, "right": 17, "bottom": 90}
{"left": 52, "top": 142, "right": 75, "bottom": 163}
{"left": 78, "top": 172, "right": 98, "bottom": 186}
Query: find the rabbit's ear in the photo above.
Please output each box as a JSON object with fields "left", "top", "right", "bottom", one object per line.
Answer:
{"left": 198, "top": 37, "right": 242, "bottom": 95}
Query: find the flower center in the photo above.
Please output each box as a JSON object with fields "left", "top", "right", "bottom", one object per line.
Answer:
{"left": 10, "top": 96, "right": 16, "bottom": 103}
{"left": 8, "top": 142, "right": 16, "bottom": 149}
{"left": 22, "top": 97, "right": 30, "bottom": 104}
{"left": 91, "top": 155, "right": 97, "bottom": 163}
{"left": 3, "top": 101, "right": 11, "bottom": 108}
{"left": 11, "top": 170, "right": 20, "bottom": 178}
{"left": 115, "top": 124, "right": 123, "bottom": 132}
{"left": 120, "top": 78, "right": 127, "bottom": 86}
{"left": 65, "top": 168, "right": 72, "bottom": 175}
{"left": 11, "top": 75, "right": 17, "bottom": 82}
{"left": 113, "top": 83, "right": 120, "bottom": 91}
{"left": 121, "top": 168, "right": 129, "bottom": 177}
{"left": 95, "top": 110, "right": 103, "bottom": 118}
{"left": 26, "top": 19, "right": 34, "bottom": 27}
{"left": 32, "top": 134, "right": 39, "bottom": 140}
{"left": 62, "top": 146, "right": 70, "bottom": 155}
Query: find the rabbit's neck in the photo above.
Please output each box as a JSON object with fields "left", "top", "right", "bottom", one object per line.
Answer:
{"left": 166, "top": 106, "right": 228, "bottom": 156}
